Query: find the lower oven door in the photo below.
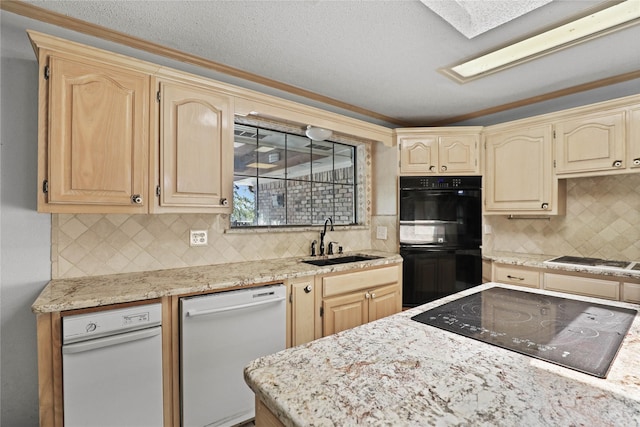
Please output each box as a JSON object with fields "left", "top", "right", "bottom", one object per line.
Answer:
{"left": 400, "top": 247, "right": 482, "bottom": 307}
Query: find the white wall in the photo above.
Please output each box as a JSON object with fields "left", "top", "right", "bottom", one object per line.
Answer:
{"left": 1, "top": 16, "right": 52, "bottom": 425}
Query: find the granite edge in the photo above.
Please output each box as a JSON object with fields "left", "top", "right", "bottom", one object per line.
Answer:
{"left": 483, "top": 251, "right": 640, "bottom": 280}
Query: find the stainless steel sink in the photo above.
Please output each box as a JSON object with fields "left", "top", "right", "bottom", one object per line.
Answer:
{"left": 302, "top": 255, "right": 381, "bottom": 266}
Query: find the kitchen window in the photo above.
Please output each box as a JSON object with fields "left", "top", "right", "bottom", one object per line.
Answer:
{"left": 232, "top": 124, "right": 357, "bottom": 227}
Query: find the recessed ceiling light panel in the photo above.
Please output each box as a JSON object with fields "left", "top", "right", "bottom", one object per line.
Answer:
{"left": 442, "top": 0, "right": 640, "bottom": 82}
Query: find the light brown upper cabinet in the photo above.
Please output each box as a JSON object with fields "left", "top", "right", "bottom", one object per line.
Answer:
{"left": 36, "top": 52, "right": 152, "bottom": 213}
{"left": 629, "top": 105, "right": 640, "bottom": 170}
{"left": 484, "top": 122, "right": 565, "bottom": 215}
{"left": 554, "top": 109, "right": 626, "bottom": 175}
{"left": 397, "top": 128, "right": 481, "bottom": 175}
{"left": 151, "top": 74, "right": 233, "bottom": 213}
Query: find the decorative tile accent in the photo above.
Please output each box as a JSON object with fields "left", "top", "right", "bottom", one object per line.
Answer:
{"left": 483, "top": 174, "right": 640, "bottom": 261}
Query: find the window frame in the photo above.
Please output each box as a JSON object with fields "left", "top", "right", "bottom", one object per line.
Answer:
{"left": 231, "top": 121, "right": 363, "bottom": 229}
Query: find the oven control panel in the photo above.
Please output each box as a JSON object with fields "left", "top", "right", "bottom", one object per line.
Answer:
{"left": 400, "top": 176, "right": 480, "bottom": 189}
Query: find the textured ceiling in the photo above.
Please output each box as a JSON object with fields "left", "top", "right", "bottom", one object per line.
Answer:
{"left": 419, "top": 0, "right": 554, "bottom": 38}
{"left": 3, "top": 0, "right": 640, "bottom": 127}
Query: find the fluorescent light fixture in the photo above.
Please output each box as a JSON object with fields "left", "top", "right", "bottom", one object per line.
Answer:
{"left": 255, "top": 146, "right": 275, "bottom": 152}
{"left": 246, "top": 162, "right": 277, "bottom": 169}
{"left": 444, "top": 0, "right": 640, "bottom": 82}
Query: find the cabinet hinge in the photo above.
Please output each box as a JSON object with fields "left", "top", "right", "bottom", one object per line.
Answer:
{"left": 320, "top": 306, "right": 324, "bottom": 317}
{"left": 553, "top": 130, "right": 556, "bottom": 138}
{"left": 155, "top": 185, "right": 161, "bottom": 197}
{"left": 553, "top": 160, "right": 557, "bottom": 168}
{"left": 42, "top": 179, "right": 49, "bottom": 194}
{"left": 44, "top": 65, "right": 50, "bottom": 80}
{"left": 156, "top": 91, "right": 161, "bottom": 102}
{"left": 289, "top": 293, "right": 293, "bottom": 303}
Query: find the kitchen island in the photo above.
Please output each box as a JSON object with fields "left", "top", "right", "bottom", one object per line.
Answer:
{"left": 244, "top": 283, "right": 640, "bottom": 426}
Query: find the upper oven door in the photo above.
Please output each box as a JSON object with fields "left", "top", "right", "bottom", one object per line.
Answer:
{"left": 399, "top": 187, "right": 481, "bottom": 247}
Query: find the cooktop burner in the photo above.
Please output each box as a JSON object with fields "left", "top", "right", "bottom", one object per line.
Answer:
{"left": 411, "top": 287, "right": 637, "bottom": 378}
{"left": 545, "top": 255, "right": 633, "bottom": 269}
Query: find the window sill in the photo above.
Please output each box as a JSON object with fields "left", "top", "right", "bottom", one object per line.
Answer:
{"left": 225, "top": 224, "right": 368, "bottom": 235}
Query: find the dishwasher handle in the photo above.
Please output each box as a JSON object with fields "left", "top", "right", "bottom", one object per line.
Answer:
{"left": 62, "top": 326, "right": 161, "bottom": 355}
{"left": 186, "top": 296, "right": 285, "bottom": 318}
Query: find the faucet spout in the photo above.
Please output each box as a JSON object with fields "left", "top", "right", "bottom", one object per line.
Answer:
{"left": 319, "top": 217, "right": 334, "bottom": 256}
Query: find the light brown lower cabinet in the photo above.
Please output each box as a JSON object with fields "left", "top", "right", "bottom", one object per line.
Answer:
{"left": 255, "top": 397, "right": 285, "bottom": 427}
{"left": 543, "top": 272, "right": 619, "bottom": 301}
{"left": 622, "top": 282, "right": 640, "bottom": 304}
{"left": 286, "top": 276, "right": 316, "bottom": 348}
{"left": 320, "top": 265, "right": 402, "bottom": 336}
{"left": 490, "top": 262, "right": 640, "bottom": 304}
{"left": 493, "top": 264, "right": 541, "bottom": 288}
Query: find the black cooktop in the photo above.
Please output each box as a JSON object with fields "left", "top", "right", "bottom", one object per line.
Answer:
{"left": 411, "top": 287, "right": 637, "bottom": 378}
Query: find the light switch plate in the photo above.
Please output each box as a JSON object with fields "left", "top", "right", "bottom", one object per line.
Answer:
{"left": 376, "top": 226, "right": 388, "bottom": 240}
{"left": 190, "top": 230, "right": 208, "bottom": 246}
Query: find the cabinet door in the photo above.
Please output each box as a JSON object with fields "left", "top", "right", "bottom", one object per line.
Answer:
{"left": 555, "top": 110, "right": 626, "bottom": 174}
{"left": 322, "top": 292, "right": 367, "bottom": 336}
{"left": 630, "top": 106, "right": 640, "bottom": 169}
{"left": 368, "top": 284, "right": 401, "bottom": 322}
{"left": 290, "top": 278, "right": 316, "bottom": 347}
{"left": 484, "top": 124, "right": 553, "bottom": 212}
{"left": 399, "top": 136, "right": 438, "bottom": 174}
{"left": 622, "top": 282, "right": 640, "bottom": 303}
{"left": 46, "top": 56, "right": 148, "bottom": 212}
{"left": 156, "top": 80, "right": 232, "bottom": 212}
{"left": 438, "top": 135, "right": 479, "bottom": 174}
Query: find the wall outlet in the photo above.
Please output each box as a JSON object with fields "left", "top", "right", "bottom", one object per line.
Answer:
{"left": 190, "top": 230, "right": 208, "bottom": 247}
{"left": 376, "top": 226, "right": 388, "bottom": 240}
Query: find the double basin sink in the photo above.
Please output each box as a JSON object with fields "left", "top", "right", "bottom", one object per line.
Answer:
{"left": 302, "top": 254, "right": 381, "bottom": 267}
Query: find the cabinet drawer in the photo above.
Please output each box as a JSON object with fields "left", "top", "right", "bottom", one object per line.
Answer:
{"left": 622, "top": 282, "right": 640, "bottom": 304}
{"left": 323, "top": 265, "right": 400, "bottom": 298}
{"left": 544, "top": 273, "right": 619, "bottom": 300}
{"left": 493, "top": 264, "right": 540, "bottom": 288}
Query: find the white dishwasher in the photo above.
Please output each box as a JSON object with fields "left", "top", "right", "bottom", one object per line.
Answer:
{"left": 62, "top": 303, "right": 163, "bottom": 427}
{"left": 180, "top": 284, "right": 286, "bottom": 427}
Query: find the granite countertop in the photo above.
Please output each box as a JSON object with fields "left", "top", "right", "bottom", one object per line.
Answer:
{"left": 32, "top": 250, "right": 402, "bottom": 313}
{"left": 484, "top": 251, "right": 640, "bottom": 280}
{"left": 244, "top": 283, "right": 640, "bottom": 426}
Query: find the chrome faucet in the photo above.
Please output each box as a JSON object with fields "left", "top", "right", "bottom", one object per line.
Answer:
{"left": 319, "top": 217, "right": 334, "bottom": 256}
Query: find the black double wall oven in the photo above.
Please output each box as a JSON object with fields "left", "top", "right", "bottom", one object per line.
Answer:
{"left": 400, "top": 176, "right": 482, "bottom": 307}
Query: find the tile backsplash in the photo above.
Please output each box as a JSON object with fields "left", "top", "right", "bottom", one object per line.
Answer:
{"left": 52, "top": 213, "right": 374, "bottom": 279}
{"left": 483, "top": 174, "right": 640, "bottom": 261}
{"left": 52, "top": 173, "right": 640, "bottom": 278}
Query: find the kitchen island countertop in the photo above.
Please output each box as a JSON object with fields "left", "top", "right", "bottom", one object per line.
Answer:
{"left": 244, "top": 283, "right": 640, "bottom": 426}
